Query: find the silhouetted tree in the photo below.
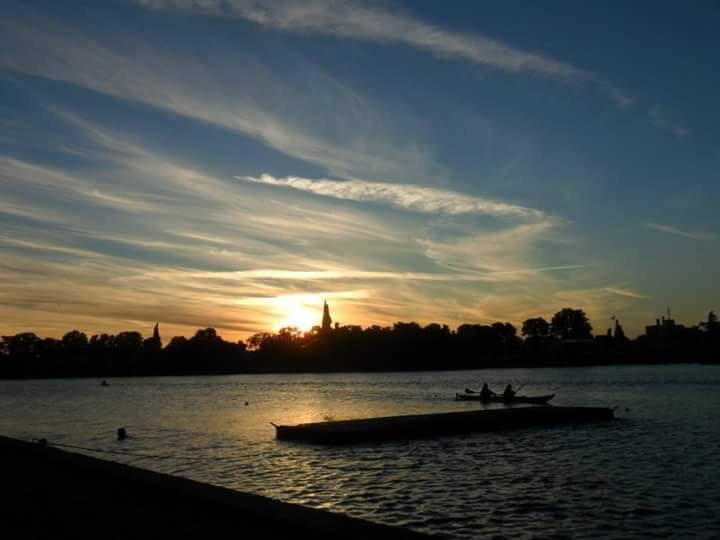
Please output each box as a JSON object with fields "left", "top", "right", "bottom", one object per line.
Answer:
{"left": 700, "top": 311, "right": 718, "bottom": 333}
{"left": 162, "top": 329, "right": 247, "bottom": 374}
{"left": 88, "top": 333, "right": 118, "bottom": 374}
{"left": 165, "top": 335, "right": 188, "bottom": 351}
{"left": 614, "top": 321, "right": 627, "bottom": 342}
{"left": 700, "top": 311, "right": 719, "bottom": 346}
{"left": 1, "top": 333, "right": 44, "bottom": 377}
{"left": 3, "top": 333, "right": 43, "bottom": 359}
{"left": 115, "top": 331, "right": 143, "bottom": 352}
{"left": 247, "top": 332, "right": 274, "bottom": 351}
{"left": 61, "top": 330, "right": 88, "bottom": 349}
{"left": 551, "top": 308, "right": 593, "bottom": 340}
{"left": 192, "top": 327, "right": 221, "bottom": 344}
{"left": 114, "top": 331, "right": 144, "bottom": 374}
{"left": 58, "top": 330, "right": 90, "bottom": 374}
{"left": 142, "top": 336, "right": 162, "bottom": 354}
{"left": 5, "top": 305, "right": 720, "bottom": 378}
{"left": 522, "top": 317, "right": 550, "bottom": 339}
{"left": 276, "top": 326, "right": 304, "bottom": 343}
{"left": 491, "top": 322, "right": 518, "bottom": 343}
{"left": 90, "top": 333, "right": 115, "bottom": 349}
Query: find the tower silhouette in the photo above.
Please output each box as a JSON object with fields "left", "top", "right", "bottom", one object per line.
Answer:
{"left": 322, "top": 301, "right": 332, "bottom": 331}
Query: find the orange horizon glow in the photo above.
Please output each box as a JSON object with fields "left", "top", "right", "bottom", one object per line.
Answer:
{"left": 277, "top": 305, "right": 318, "bottom": 332}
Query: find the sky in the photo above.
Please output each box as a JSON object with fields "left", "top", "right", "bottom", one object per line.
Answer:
{"left": 1, "top": 0, "right": 719, "bottom": 340}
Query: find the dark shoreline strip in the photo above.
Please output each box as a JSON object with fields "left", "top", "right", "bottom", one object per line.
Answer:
{"left": 0, "top": 435, "right": 433, "bottom": 539}
{"left": 274, "top": 406, "right": 615, "bottom": 444}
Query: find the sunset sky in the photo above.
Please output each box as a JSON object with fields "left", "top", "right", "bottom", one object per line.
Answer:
{"left": 1, "top": 0, "right": 718, "bottom": 340}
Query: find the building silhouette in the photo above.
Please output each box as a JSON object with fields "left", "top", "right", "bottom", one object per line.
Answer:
{"left": 645, "top": 308, "right": 684, "bottom": 341}
{"left": 321, "top": 301, "right": 332, "bottom": 332}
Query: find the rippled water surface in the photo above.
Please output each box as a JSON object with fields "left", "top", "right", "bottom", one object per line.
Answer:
{"left": 2, "top": 365, "right": 720, "bottom": 538}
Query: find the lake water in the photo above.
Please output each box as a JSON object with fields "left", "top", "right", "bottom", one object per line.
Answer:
{"left": 2, "top": 365, "right": 719, "bottom": 539}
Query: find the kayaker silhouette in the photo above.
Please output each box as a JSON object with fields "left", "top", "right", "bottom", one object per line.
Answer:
{"left": 479, "top": 383, "right": 495, "bottom": 401}
{"left": 503, "top": 384, "right": 516, "bottom": 399}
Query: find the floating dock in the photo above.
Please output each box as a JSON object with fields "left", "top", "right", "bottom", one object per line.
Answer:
{"left": 274, "top": 406, "right": 614, "bottom": 445}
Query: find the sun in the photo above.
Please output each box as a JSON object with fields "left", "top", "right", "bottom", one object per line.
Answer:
{"left": 277, "top": 301, "right": 318, "bottom": 332}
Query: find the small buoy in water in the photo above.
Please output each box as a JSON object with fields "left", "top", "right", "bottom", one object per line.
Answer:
{"left": 625, "top": 408, "right": 630, "bottom": 412}
{"left": 245, "top": 401, "right": 249, "bottom": 406}
{"left": 101, "top": 380, "right": 109, "bottom": 387}
{"left": 117, "top": 428, "right": 127, "bottom": 440}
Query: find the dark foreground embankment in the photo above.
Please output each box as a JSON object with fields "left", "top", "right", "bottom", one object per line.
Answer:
{"left": 0, "top": 435, "right": 432, "bottom": 540}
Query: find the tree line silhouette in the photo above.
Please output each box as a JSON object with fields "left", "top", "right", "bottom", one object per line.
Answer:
{"left": 1, "top": 308, "right": 718, "bottom": 379}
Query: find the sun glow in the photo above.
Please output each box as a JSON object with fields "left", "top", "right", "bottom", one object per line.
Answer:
{"left": 277, "top": 301, "right": 319, "bottom": 332}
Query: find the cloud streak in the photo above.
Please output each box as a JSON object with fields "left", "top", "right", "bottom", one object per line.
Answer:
{"left": 0, "top": 9, "right": 440, "bottom": 182}
{"left": 2, "top": 3, "right": 700, "bottom": 342}
{"left": 121, "top": 264, "right": 592, "bottom": 285}
{"left": 419, "top": 222, "right": 571, "bottom": 277}
{"left": 642, "top": 222, "right": 714, "bottom": 241}
{"left": 604, "top": 287, "right": 646, "bottom": 299}
{"left": 649, "top": 107, "right": 690, "bottom": 139}
{"left": 1, "top": 112, "right": 602, "bottom": 339}
{"left": 237, "top": 174, "right": 547, "bottom": 220}
{"left": 138, "top": 0, "right": 631, "bottom": 106}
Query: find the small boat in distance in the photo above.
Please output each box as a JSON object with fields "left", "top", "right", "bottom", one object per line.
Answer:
{"left": 455, "top": 393, "right": 555, "bottom": 404}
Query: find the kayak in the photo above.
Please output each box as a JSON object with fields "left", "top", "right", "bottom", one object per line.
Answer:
{"left": 455, "top": 393, "right": 555, "bottom": 404}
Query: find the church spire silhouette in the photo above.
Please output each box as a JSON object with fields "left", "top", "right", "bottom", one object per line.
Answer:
{"left": 322, "top": 301, "right": 332, "bottom": 331}
{"left": 152, "top": 322, "right": 160, "bottom": 341}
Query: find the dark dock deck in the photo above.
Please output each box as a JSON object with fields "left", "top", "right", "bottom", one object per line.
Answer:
{"left": 274, "top": 405, "right": 614, "bottom": 444}
{"left": 0, "top": 435, "right": 432, "bottom": 539}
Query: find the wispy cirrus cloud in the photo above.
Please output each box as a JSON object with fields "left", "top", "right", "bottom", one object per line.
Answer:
{"left": 0, "top": 133, "right": 594, "bottom": 340}
{"left": 604, "top": 286, "right": 646, "bottom": 299}
{"left": 642, "top": 222, "right": 714, "bottom": 241}
{"left": 0, "top": 8, "right": 440, "bottom": 182}
{"left": 2, "top": 106, "right": 604, "bottom": 338}
{"left": 2, "top": 3, "right": 695, "bottom": 341}
{"left": 418, "top": 222, "right": 578, "bottom": 277}
{"left": 0, "top": 111, "right": 448, "bottom": 337}
{"left": 649, "top": 107, "right": 690, "bottom": 139}
{"left": 137, "top": 0, "right": 632, "bottom": 107}
{"left": 121, "top": 265, "right": 592, "bottom": 286}
{"left": 237, "top": 174, "right": 547, "bottom": 220}
{"left": 0, "top": 155, "right": 162, "bottom": 215}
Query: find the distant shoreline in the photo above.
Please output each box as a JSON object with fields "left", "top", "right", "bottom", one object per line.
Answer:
{"left": 1, "top": 359, "right": 717, "bottom": 381}
{"left": 3, "top": 313, "right": 718, "bottom": 379}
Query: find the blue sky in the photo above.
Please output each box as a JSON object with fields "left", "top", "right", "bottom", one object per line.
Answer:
{"left": 1, "top": 0, "right": 718, "bottom": 339}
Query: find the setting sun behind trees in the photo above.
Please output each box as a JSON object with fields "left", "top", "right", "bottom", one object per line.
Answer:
{"left": 277, "top": 298, "right": 320, "bottom": 332}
